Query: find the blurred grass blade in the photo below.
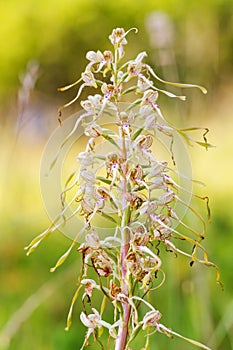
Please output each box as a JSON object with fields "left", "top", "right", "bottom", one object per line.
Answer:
{"left": 167, "top": 328, "right": 212, "bottom": 350}
{"left": 132, "top": 127, "right": 144, "bottom": 141}
{"left": 102, "top": 133, "right": 120, "bottom": 149}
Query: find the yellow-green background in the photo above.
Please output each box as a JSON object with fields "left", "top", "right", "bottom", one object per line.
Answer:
{"left": 0, "top": 0, "right": 232, "bottom": 349}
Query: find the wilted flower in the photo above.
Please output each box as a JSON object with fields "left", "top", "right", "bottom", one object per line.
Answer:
{"left": 81, "top": 68, "right": 97, "bottom": 87}
{"left": 84, "top": 123, "right": 102, "bottom": 137}
{"left": 110, "top": 280, "right": 121, "bottom": 299}
{"left": 126, "top": 192, "right": 145, "bottom": 209}
{"left": 130, "top": 164, "right": 144, "bottom": 183}
{"left": 92, "top": 250, "right": 113, "bottom": 277}
{"left": 81, "top": 279, "right": 97, "bottom": 297}
{"left": 136, "top": 134, "right": 153, "bottom": 150}
{"left": 96, "top": 186, "right": 110, "bottom": 200}
{"left": 142, "top": 309, "right": 162, "bottom": 330}
{"left": 132, "top": 228, "right": 150, "bottom": 247}
{"left": 126, "top": 251, "right": 148, "bottom": 282}
{"left": 116, "top": 293, "right": 129, "bottom": 304}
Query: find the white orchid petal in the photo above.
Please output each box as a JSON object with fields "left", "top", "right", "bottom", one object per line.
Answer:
{"left": 86, "top": 50, "right": 98, "bottom": 62}
{"left": 80, "top": 312, "right": 94, "bottom": 328}
{"left": 135, "top": 51, "right": 147, "bottom": 63}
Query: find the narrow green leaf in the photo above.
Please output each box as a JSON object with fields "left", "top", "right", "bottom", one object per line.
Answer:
{"left": 95, "top": 155, "right": 106, "bottom": 160}
{"left": 179, "top": 127, "right": 207, "bottom": 132}
{"left": 97, "top": 176, "right": 112, "bottom": 185}
{"left": 100, "top": 212, "right": 118, "bottom": 224}
{"left": 132, "top": 127, "right": 144, "bottom": 141}
{"left": 101, "top": 128, "right": 116, "bottom": 135}
{"left": 64, "top": 167, "right": 79, "bottom": 188}
{"left": 195, "top": 141, "right": 214, "bottom": 150}
{"left": 122, "top": 86, "right": 137, "bottom": 96}
{"left": 126, "top": 323, "right": 143, "bottom": 347}
{"left": 102, "top": 134, "right": 120, "bottom": 149}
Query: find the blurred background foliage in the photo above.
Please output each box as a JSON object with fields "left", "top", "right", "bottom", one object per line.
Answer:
{"left": 0, "top": 0, "right": 232, "bottom": 349}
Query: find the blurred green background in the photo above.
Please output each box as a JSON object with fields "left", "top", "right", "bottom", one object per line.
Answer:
{"left": 0, "top": 0, "right": 233, "bottom": 349}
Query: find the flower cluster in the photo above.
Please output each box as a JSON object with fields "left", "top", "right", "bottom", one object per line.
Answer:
{"left": 26, "top": 28, "right": 222, "bottom": 350}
